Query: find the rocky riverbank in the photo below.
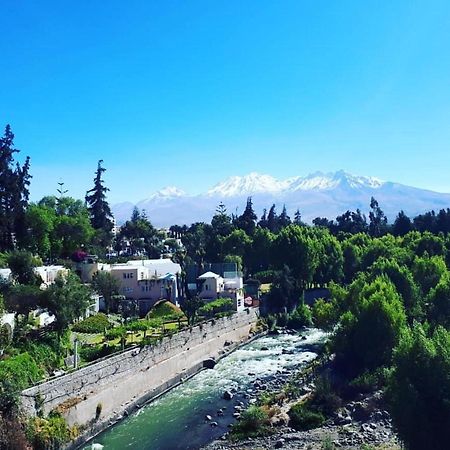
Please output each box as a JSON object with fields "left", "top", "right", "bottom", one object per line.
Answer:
{"left": 203, "top": 330, "right": 401, "bottom": 450}
{"left": 204, "top": 390, "right": 400, "bottom": 449}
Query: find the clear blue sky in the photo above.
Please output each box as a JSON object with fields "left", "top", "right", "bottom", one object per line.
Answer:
{"left": 2, "top": 0, "right": 450, "bottom": 203}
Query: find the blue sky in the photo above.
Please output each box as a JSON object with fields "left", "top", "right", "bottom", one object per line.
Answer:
{"left": 1, "top": 0, "right": 450, "bottom": 203}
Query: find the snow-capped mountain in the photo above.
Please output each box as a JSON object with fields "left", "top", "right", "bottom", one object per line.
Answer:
{"left": 112, "top": 171, "right": 450, "bottom": 227}
{"left": 145, "top": 186, "right": 186, "bottom": 201}
{"left": 206, "top": 172, "right": 287, "bottom": 197}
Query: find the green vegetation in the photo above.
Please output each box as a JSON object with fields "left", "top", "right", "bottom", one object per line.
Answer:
{"left": 288, "top": 403, "right": 325, "bottom": 431}
{"left": 146, "top": 300, "right": 185, "bottom": 321}
{"left": 28, "top": 411, "right": 77, "bottom": 450}
{"left": 72, "top": 313, "right": 112, "bottom": 334}
{"left": 198, "top": 298, "right": 234, "bottom": 318}
{"left": 230, "top": 405, "right": 272, "bottom": 439}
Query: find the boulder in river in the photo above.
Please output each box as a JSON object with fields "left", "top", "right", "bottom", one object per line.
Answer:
{"left": 223, "top": 390, "right": 234, "bottom": 400}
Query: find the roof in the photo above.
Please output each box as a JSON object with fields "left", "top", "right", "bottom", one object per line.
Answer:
{"left": 126, "top": 259, "right": 181, "bottom": 275}
{"left": 198, "top": 271, "right": 221, "bottom": 279}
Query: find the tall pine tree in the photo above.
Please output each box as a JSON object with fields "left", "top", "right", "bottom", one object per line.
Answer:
{"left": 85, "top": 160, "right": 113, "bottom": 232}
{"left": 0, "top": 125, "right": 31, "bottom": 250}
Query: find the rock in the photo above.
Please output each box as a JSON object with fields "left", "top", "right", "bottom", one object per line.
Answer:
{"left": 223, "top": 390, "right": 234, "bottom": 400}
{"left": 210, "top": 421, "right": 218, "bottom": 427}
{"left": 261, "top": 346, "right": 270, "bottom": 351}
{"left": 282, "top": 349, "right": 294, "bottom": 355}
{"left": 223, "top": 340, "right": 232, "bottom": 347}
{"left": 352, "top": 402, "right": 370, "bottom": 421}
{"left": 301, "top": 336, "right": 307, "bottom": 340}
{"left": 232, "top": 413, "right": 241, "bottom": 419}
{"left": 270, "top": 412, "right": 289, "bottom": 427}
{"left": 274, "top": 438, "right": 285, "bottom": 448}
{"left": 205, "top": 415, "right": 212, "bottom": 421}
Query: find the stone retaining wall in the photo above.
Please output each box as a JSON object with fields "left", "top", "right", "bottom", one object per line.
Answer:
{"left": 21, "top": 308, "right": 259, "bottom": 440}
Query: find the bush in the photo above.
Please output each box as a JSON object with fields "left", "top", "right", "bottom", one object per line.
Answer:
{"left": 29, "top": 412, "right": 73, "bottom": 450}
{"left": 104, "top": 326, "right": 126, "bottom": 341}
{"left": 146, "top": 301, "right": 185, "bottom": 321}
{"left": 265, "top": 314, "right": 277, "bottom": 331}
{"left": 253, "top": 270, "right": 278, "bottom": 284}
{"left": 0, "top": 353, "right": 43, "bottom": 411}
{"left": 288, "top": 304, "right": 313, "bottom": 329}
{"left": 312, "top": 298, "right": 338, "bottom": 330}
{"left": 231, "top": 405, "right": 271, "bottom": 438}
{"left": 277, "top": 311, "right": 289, "bottom": 327}
{"left": 72, "top": 314, "right": 111, "bottom": 334}
{"left": 288, "top": 403, "right": 325, "bottom": 431}
{"left": 79, "top": 344, "right": 116, "bottom": 362}
{"left": 387, "top": 324, "right": 450, "bottom": 450}
{"left": 198, "top": 298, "right": 234, "bottom": 318}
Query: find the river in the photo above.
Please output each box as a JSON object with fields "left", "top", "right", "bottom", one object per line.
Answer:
{"left": 82, "top": 328, "right": 326, "bottom": 450}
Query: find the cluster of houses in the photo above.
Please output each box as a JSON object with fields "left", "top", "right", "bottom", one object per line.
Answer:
{"left": 77, "top": 257, "right": 252, "bottom": 316}
{"left": 0, "top": 255, "right": 259, "bottom": 338}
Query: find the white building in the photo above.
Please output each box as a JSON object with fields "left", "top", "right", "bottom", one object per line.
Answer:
{"left": 198, "top": 270, "right": 245, "bottom": 312}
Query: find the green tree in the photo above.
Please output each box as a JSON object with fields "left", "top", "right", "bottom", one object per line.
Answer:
{"left": 392, "top": 210, "right": 413, "bottom": 236}
{"left": 278, "top": 205, "right": 291, "bottom": 229}
{"left": 387, "top": 324, "right": 450, "bottom": 450}
{"left": 85, "top": 160, "right": 113, "bottom": 248}
{"left": 267, "top": 265, "right": 298, "bottom": 310}
{"left": 7, "top": 250, "right": 41, "bottom": 285}
{"left": 119, "top": 208, "right": 162, "bottom": 258}
{"left": 370, "top": 258, "right": 422, "bottom": 323}
{"left": 42, "top": 273, "right": 92, "bottom": 339}
{"left": 235, "top": 197, "right": 257, "bottom": 236}
{"left": 273, "top": 225, "right": 320, "bottom": 290}
{"left": 0, "top": 125, "right": 31, "bottom": 251}
{"left": 333, "top": 277, "right": 407, "bottom": 376}
{"left": 412, "top": 255, "right": 447, "bottom": 295}
{"left": 180, "top": 296, "right": 202, "bottom": 325}
{"left": 91, "top": 271, "right": 120, "bottom": 314}
{"left": 267, "top": 204, "right": 279, "bottom": 233}
{"left": 21, "top": 204, "right": 55, "bottom": 258}
{"left": 4, "top": 284, "right": 43, "bottom": 320}
{"left": 427, "top": 273, "right": 450, "bottom": 329}
{"left": 368, "top": 197, "right": 388, "bottom": 237}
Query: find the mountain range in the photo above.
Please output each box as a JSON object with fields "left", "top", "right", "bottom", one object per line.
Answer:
{"left": 112, "top": 171, "right": 450, "bottom": 227}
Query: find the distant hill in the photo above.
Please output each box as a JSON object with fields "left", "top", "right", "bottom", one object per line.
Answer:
{"left": 112, "top": 171, "right": 450, "bottom": 227}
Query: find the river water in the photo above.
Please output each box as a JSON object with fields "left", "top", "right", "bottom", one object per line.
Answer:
{"left": 83, "top": 328, "right": 326, "bottom": 450}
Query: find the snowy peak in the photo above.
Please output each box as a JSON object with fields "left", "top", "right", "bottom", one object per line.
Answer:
{"left": 206, "top": 172, "right": 286, "bottom": 197}
{"left": 147, "top": 186, "right": 186, "bottom": 200}
{"left": 288, "top": 171, "right": 384, "bottom": 191}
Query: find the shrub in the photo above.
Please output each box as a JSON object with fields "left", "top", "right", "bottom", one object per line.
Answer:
{"left": 387, "top": 324, "right": 450, "bottom": 450}
{"left": 105, "top": 326, "right": 126, "bottom": 341}
{"left": 265, "top": 314, "right": 277, "bottom": 331}
{"left": 0, "top": 353, "right": 43, "bottom": 412}
{"left": 146, "top": 301, "right": 185, "bottom": 321}
{"left": 231, "top": 405, "right": 271, "bottom": 438}
{"left": 29, "top": 412, "right": 72, "bottom": 450}
{"left": 288, "top": 403, "right": 325, "bottom": 431}
{"left": 277, "top": 311, "right": 289, "bottom": 327}
{"left": 72, "top": 314, "right": 111, "bottom": 334}
{"left": 79, "top": 344, "right": 116, "bottom": 362}
{"left": 198, "top": 298, "right": 234, "bottom": 318}
{"left": 95, "top": 403, "right": 102, "bottom": 420}
{"left": 312, "top": 298, "right": 338, "bottom": 330}
{"left": 253, "top": 270, "right": 278, "bottom": 284}
{"left": 288, "top": 304, "right": 313, "bottom": 329}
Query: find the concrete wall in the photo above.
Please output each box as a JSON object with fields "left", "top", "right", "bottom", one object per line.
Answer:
{"left": 21, "top": 308, "right": 259, "bottom": 435}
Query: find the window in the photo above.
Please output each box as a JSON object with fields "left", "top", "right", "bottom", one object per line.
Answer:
{"left": 123, "top": 273, "right": 126, "bottom": 279}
